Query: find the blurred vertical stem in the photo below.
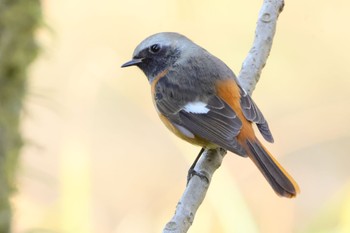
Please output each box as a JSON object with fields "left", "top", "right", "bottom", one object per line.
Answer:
{"left": 0, "top": 0, "right": 41, "bottom": 231}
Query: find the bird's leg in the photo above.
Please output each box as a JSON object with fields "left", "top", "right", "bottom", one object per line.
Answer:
{"left": 187, "top": 147, "right": 207, "bottom": 185}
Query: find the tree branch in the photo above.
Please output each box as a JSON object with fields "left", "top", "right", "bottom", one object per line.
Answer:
{"left": 162, "top": 0, "right": 285, "bottom": 232}
{"left": 238, "top": 0, "right": 284, "bottom": 95}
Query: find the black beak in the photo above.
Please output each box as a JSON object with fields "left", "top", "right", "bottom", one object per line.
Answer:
{"left": 121, "top": 58, "right": 143, "bottom": 68}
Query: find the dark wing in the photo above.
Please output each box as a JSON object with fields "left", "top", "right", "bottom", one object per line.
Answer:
{"left": 239, "top": 86, "right": 274, "bottom": 143}
{"left": 156, "top": 86, "right": 246, "bottom": 156}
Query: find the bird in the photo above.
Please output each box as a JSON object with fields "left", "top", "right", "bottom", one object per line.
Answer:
{"left": 121, "top": 32, "right": 299, "bottom": 198}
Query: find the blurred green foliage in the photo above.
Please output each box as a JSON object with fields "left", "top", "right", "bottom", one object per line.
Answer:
{"left": 0, "top": 0, "right": 41, "bottom": 231}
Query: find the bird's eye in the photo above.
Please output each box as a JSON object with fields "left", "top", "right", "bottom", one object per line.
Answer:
{"left": 149, "top": 44, "right": 161, "bottom": 53}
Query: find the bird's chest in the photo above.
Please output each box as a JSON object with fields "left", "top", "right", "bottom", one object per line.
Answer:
{"left": 152, "top": 72, "right": 215, "bottom": 105}
{"left": 152, "top": 75, "right": 195, "bottom": 108}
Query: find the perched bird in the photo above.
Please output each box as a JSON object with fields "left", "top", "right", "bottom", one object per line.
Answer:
{"left": 121, "top": 32, "right": 299, "bottom": 198}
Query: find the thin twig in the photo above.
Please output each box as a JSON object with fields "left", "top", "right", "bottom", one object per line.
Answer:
{"left": 162, "top": 0, "right": 285, "bottom": 232}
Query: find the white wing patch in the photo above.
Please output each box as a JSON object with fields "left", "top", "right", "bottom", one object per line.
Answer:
{"left": 183, "top": 101, "right": 210, "bottom": 114}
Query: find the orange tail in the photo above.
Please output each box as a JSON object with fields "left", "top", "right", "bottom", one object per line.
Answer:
{"left": 245, "top": 138, "right": 300, "bottom": 198}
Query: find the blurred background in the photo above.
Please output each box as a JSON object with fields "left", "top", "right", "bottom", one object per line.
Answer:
{"left": 9, "top": 0, "right": 350, "bottom": 232}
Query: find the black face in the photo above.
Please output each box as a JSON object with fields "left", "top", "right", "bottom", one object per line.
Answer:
{"left": 128, "top": 43, "right": 181, "bottom": 79}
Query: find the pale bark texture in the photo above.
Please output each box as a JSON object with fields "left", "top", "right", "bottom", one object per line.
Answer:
{"left": 162, "top": 0, "right": 285, "bottom": 232}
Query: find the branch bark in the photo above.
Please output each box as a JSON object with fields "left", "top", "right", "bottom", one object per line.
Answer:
{"left": 239, "top": 0, "right": 284, "bottom": 95}
{"left": 162, "top": 0, "right": 285, "bottom": 232}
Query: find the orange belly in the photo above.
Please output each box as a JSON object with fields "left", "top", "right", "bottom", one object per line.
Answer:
{"left": 157, "top": 113, "right": 213, "bottom": 148}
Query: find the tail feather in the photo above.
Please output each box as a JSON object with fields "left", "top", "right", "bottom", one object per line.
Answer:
{"left": 246, "top": 139, "right": 299, "bottom": 198}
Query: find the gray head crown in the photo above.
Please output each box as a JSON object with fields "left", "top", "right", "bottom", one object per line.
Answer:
{"left": 133, "top": 32, "right": 191, "bottom": 57}
{"left": 122, "top": 32, "right": 199, "bottom": 80}
{"left": 121, "top": 32, "right": 234, "bottom": 83}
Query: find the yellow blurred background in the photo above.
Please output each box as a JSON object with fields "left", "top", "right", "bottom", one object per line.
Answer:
{"left": 13, "top": 0, "right": 350, "bottom": 232}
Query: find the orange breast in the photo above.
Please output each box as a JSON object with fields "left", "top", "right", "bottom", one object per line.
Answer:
{"left": 151, "top": 69, "right": 169, "bottom": 110}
